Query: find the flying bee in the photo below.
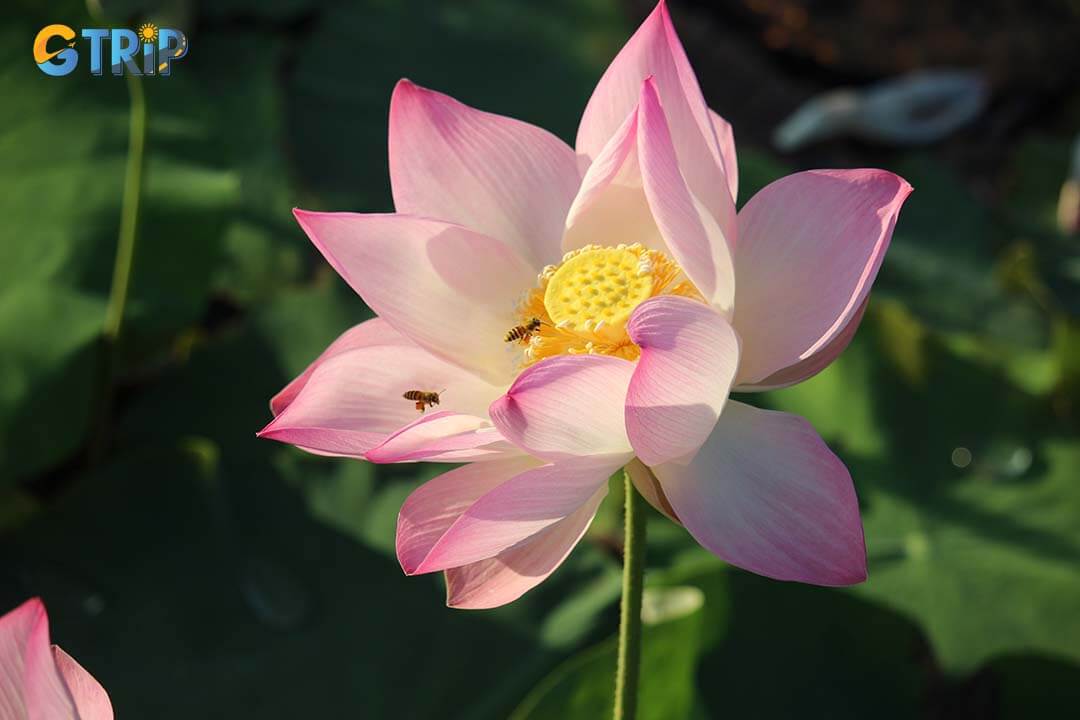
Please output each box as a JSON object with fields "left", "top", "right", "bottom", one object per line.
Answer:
{"left": 504, "top": 317, "right": 544, "bottom": 344}
{"left": 403, "top": 389, "right": 444, "bottom": 413}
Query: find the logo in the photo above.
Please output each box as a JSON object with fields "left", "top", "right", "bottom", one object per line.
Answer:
{"left": 34, "top": 23, "right": 188, "bottom": 77}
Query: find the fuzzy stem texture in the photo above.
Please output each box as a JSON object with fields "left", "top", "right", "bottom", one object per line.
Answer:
{"left": 614, "top": 469, "right": 646, "bottom": 720}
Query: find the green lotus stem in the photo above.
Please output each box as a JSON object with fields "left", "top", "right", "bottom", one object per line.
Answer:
{"left": 613, "top": 469, "right": 646, "bottom": 720}
{"left": 103, "top": 74, "right": 145, "bottom": 345}
{"left": 87, "top": 0, "right": 147, "bottom": 460}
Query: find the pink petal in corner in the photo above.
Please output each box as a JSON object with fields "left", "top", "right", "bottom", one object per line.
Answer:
{"left": 0, "top": 598, "right": 113, "bottom": 720}
{"left": 52, "top": 648, "right": 113, "bottom": 720}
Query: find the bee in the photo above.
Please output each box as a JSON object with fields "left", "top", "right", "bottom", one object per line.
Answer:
{"left": 403, "top": 389, "right": 444, "bottom": 413}
{"left": 505, "top": 317, "right": 544, "bottom": 344}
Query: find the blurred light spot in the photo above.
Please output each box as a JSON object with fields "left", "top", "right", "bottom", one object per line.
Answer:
{"left": 763, "top": 25, "right": 790, "bottom": 49}
{"left": 812, "top": 41, "right": 837, "bottom": 65}
{"left": 641, "top": 586, "right": 704, "bottom": 625}
{"left": 951, "top": 446, "right": 972, "bottom": 468}
{"left": 904, "top": 532, "right": 930, "bottom": 559}
{"left": 83, "top": 594, "right": 105, "bottom": 616}
{"left": 1059, "top": 134, "right": 1080, "bottom": 234}
{"left": 781, "top": 5, "right": 808, "bottom": 30}
{"left": 773, "top": 71, "right": 988, "bottom": 151}
{"left": 1004, "top": 447, "right": 1033, "bottom": 477}
{"left": 181, "top": 436, "right": 221, "bottom": 480}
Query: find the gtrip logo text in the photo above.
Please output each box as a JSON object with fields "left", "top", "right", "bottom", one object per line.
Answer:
{"left": 33, "top": 23, "right": 188, "bottom": 77}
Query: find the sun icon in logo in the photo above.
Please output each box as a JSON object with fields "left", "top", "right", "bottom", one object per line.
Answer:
{"left": 137, "top": 23, "right": 159, "bottom": 44}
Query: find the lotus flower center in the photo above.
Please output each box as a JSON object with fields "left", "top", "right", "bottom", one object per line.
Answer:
{"left": 510, "top": 244, "right": 702, "bottom": 367}
{"left": 544, "top": 246, "right": 654, "bottom": 332}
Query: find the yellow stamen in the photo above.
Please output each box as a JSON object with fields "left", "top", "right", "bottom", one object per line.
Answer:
{"left": 510, "top": 244, "right": 703, "bottom": 367}
{"left": 545, "top": 246, "right": 654, "bottom": 337}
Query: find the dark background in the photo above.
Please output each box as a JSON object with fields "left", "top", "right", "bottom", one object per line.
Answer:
{"left": 2, "top": 0, "right": 1079, "bottom": 717}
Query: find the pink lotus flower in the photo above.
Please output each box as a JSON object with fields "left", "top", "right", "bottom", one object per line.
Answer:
{"left": 260, "top": 1, "right": 910, "bottom": 608}
{"left": 0, "top": 598, "right": 113, "bottom": 719}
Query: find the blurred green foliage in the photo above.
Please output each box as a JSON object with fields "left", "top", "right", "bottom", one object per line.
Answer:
{"left": 1, "top": 0, "right": 1079, "bottom": 717}
{"left": 512, "top": 586, "right": 711, "bottom": 719}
